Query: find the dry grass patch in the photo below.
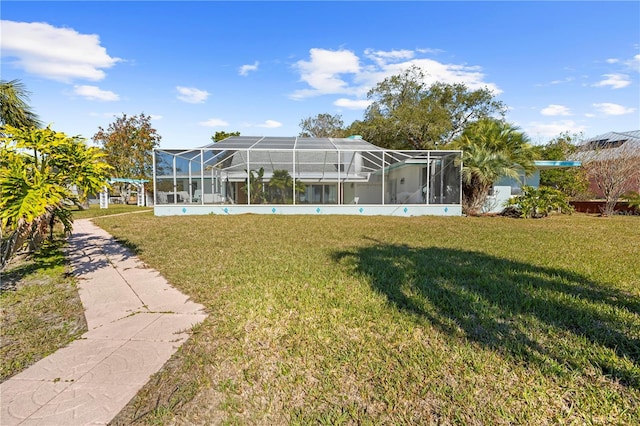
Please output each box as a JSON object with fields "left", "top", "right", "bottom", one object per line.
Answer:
{"left": 103, "top": 213, "right": 639, "bottom": 425}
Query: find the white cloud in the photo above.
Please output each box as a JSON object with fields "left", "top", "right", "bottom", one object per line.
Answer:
{"left": 73, "top": 85, "right": 119, "bottom": 101}
{"left": 0, "top": 20, "right": 121, "bottom": 82}
{"left": 626, "top": 54, "right": 640, "bottom": 71}
{"left": 362, "top": 58, "right": 501, "bottom": 93}
{"left": 540, "top": 104, "right": 571, "bottom": 116}
{"left": 257, "top": 120, "right": 282, "bottom": 128}
{"left": 199, "top": 118, "right": 229, "bottom": 127}
{"left": 334, "top": 98, "right": 372, "bottom": 110}
{"left": 416, "top": 48, "right": 444, "bottom": 55}
{"left": 536, "top": 76, "right": 575, "bottom": 87}
{"left": 525, "top": 120, "right": 587, "bottom": 138}
{"left": 592, "top": 103, "right": 636, "bottom": 116}
{"left": 176, "top": 86, "right": 210, "bottom": 103}
{"left": 364, "top": 48, "right": 415, "bottom": 66}
{"left": 606, "top": 58, "right": 619, "bottom": 64}
{"left": 176, "top": 86, "right": 209, "bottom": 104}
{"left": 290, "top": 48, "right": 501, "bottom": 100}
{"left": 239, "top": 61, "right": 259, "bottom": 76}
{"left": 291, "top": 48, "right": 361, "bottom": 98}
{"left": 593, "top": 73, "right": 631, "bottom": 89}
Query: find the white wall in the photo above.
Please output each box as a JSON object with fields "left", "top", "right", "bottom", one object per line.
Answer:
{"left": 388, "top": 165, "right": 423, "bottom": 203}
{"left": 484, "top": 186, "right": 511, "bottom": 213}
{"left": 487, "top": 170, "right": 542, "bottom": 213}
{"left": 354, "top": 183, "right": 383, "bottom": 204}
{"left": 155, "top": 204, "right": 462, "bottom": 217}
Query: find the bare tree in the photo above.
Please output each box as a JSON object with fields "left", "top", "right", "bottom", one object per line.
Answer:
{"left": 579, "top": 140, "right": 640, "bottom": 216}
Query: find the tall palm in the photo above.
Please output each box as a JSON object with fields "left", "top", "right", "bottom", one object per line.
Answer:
{"left": 0, "top": 79, "right": 42, "bottom": 129}
{"left": 452, "top": 119, "right": 537, "bottom": 215}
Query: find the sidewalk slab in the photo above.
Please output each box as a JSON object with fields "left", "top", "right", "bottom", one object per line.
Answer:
{"left": 1, "top": 218, "right": 208, "bottom": 426}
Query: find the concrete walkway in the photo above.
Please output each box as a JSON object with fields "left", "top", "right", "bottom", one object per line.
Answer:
{"left": 1, "top": 219, "right": 207, "bottom": 425}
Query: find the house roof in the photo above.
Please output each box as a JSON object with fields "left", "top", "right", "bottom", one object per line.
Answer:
{"left": 201, "top": 136, "right": 384, "bottom": 152}
{"left": 583, "top": 130, "right": 640, "bottom": 144}
{"left": 533, "top": 160, "right": 581, "bottom": 170}
{"left": 156, "top": 136, "right": 461, "bottom": 182}
{"left": 571, "top": 130, "right": 640, "bottom": 161}
{"left": 579, "top": 130, "right": 640, "bottom": 151}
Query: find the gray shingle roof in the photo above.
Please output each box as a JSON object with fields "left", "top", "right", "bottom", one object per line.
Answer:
{"left": 572, "top": 130, "right": 640, "bottom": 161}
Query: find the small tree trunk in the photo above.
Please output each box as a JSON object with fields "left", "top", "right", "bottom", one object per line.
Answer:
{"left": 463, "top": 181, "right": 491, "bottom": 216}
{"left": 601, "top": 197, "right": 617, "bottom": 217}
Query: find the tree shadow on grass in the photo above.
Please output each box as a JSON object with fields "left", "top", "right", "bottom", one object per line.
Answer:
{"left": 332, "top": 241, "right": 640, "bottom": 389}
{"left": 1, "top": 240, "right": 67, "bottom": 292}
{"left": 2, "top": 229, "right": 143, "bottom": 291}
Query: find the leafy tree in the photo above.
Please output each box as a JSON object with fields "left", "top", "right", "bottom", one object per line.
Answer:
{"left": 452, "top": 119, "right": 537, "bottom": 216}
{"left": 0, "top": 79, "right": 42, "bottom": 129}
{"left": 355, "top": 66, "right": 505, "bottom": 149}
{"left": 299, "top": 113, "right": 345, "bottom": 138}
{"left": 93, "top": 113, "right": 160, "bottom": 182}
{"left": 267, "top": 169, "right": 305, "bottom": 204}
{"left": 1, "top": 125, "right": 111, "bottom": 270}
{"left": 211, "top": 131, "right": 240, "bottom": 143}
{"left": 506, "top": 185, "right": 573, "bottom": 218}
{"left": 539, "top": 132, "right": 590, "bottom": 199}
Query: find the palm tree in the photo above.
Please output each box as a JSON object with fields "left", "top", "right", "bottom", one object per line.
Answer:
{"left": 0, "top": 79, "right": 42, "bottom": 129}
{"left": 243, "top": 167, "right": 266, "bottom": 204}
{"left": 452, "top": 119, "right": 537, "bottom": 215}
{"left": 268, "top": 169, "right": 305, "bottom": 204}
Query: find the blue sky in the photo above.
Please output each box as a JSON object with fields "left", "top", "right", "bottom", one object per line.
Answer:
{"left": 2, "top": 1, "right": 639, "bottom": 149}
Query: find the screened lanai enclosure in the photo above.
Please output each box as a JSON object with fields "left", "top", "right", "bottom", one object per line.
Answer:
{"left": 153, "top": 136, "right": 462, "bottom": 216}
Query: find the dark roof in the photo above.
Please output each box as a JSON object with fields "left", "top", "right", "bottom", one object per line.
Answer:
{"left": 580, "top": 130, "right": 640, "bottom": 150}
{"left": 201, "top": 136, "right": 384, "bottom": 151}
{"left": 572, "top": 130, "right": 640, "bottom": 161}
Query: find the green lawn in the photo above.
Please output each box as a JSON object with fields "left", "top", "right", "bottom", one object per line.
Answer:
{"left": 1, "top": 206, "right": 150, "bottom": 382}
{"left": 94, "top": 213, "right": 637, "bottom": 424}
{"left": 70, "top": 203, "right": 152, "bottom": 219}
{"left": 1, "top": 240, "right": 87, "bottom": 381}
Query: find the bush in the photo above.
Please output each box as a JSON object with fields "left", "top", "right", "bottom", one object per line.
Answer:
{"left": 623, "top": 191, "right": 640, "bottom": 212}
{"left": 505, "top": 185, "right": 573, "bottom": 218}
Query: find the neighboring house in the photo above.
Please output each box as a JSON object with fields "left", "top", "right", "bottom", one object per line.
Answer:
{"left": 484, "top": 160, "right": 582, "bottom": 214}
{"left": 570, "top": 130, "right": 640, "bottom": 198}
{"left": 153, "top": 136, "right": 463, "bottom": 216}
{"left": 484, "top": 130, "right": 640, "bottom": 214}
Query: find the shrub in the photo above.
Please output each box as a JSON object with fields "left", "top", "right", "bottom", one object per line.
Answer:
{"left": 505, "top": 185, "right": 573, "bottom": 218}
{"left": 623, "top": 191, "right": 640, "bottom": 213}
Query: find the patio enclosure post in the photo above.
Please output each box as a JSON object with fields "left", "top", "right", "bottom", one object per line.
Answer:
{"left": 337, "top": 149, "right": 341, "bottom": 205}
{"left": 152, "top": 150, "right": 157, "bottom": 206}
{"left": 247, "top": 149, "right": 251, "bottom": 205}
{"left": 200, "top": 149, "right": 204, "bottom": 204}
{"left": 172, "top": 155, "right": 177, "bottom": 204}
{"left": 382, "top": 151, "right": 385, "bottom": 205}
